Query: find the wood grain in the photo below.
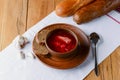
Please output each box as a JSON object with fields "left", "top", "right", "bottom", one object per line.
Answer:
{"left": 111, "top": 46, "right": 120, "bottom": 80}
{"left": 0, "top": 0, "right": 3, "bottom": 51}
{"left": 27, "top": 0, "right": 55, "bottom": 29}
{"left": 0, "top": 0, "right": 27, "bottom": 50}
{"left": 0, "top": 0, "right": 120, "bottom": 80}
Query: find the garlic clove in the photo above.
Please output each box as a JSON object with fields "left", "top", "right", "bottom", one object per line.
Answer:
{"left": 20, "top": 51, "right": 25, "bottom": 59}
{"left": 18, "top": 35, "right": 29, "bottom": 49}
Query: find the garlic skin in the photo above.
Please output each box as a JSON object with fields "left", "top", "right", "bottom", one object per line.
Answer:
{"left": 27, "top": 52, "right": 36, "bottom": 59}
{"left": 20, "top": 51, "right": 26, "bottom": 59}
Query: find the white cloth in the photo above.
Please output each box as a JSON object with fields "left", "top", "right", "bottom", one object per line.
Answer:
{"left": 0, "top": 11, "right": 120, "bottom": 80}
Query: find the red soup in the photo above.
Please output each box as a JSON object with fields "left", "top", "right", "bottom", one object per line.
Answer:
{"left": 47, "top": 29, "right": 77, "bottom": 53}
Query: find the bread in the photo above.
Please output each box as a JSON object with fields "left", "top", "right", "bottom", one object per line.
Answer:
{"left": 55, "top": 0, "right": 94, "bottom": 17}
{"left": 116, "top": 6, "right": 120, "bottom": 12}
{"left": 73, "top": 0, "right": 120, "bottom": 24}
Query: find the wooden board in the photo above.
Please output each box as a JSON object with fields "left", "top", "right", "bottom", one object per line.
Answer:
{"left": 0, "top": 0, "right": 120, "bottom": 80}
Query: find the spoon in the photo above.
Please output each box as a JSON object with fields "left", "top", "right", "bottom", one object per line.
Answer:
{"left": 90, "top": 32, "right": 100, "bottom": 76}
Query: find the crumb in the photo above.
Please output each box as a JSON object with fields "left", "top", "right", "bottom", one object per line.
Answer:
{"left": 27, "top": 52, "right": 36, "bottom": 59}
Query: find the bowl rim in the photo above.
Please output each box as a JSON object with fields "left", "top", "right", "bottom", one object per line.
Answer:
{"left": 45, "top": 27, "right": 79, "bottom": 55}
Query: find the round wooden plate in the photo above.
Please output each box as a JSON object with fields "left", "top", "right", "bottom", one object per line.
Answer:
{"left": 32, "top": 23, "right": 90, "bottom": 69}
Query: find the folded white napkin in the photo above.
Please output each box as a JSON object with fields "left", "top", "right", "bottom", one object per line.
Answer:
{"left": 0, "top": 11, "right": 120, "bottom": 80}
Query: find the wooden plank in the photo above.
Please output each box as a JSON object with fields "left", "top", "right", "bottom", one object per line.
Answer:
{"left": 0, "top": 0, "right": 9, "bottom": 51}
{"left": 27, "top": 0, "right": 55, "bottom": 29}
{"left": 111, "top": 46, "right": 120, "bottom": 80}
{"left": 0, "top": 0, "right": 5, "bottom": 51}
{"left": 0, "top": 0, "right": 28, "bottom": 50}
{"left": 101, "top": 56, "right": 113, "bottom": 80}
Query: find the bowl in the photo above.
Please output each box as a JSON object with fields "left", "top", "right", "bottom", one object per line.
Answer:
{"left": 45, "top": 28, "right": 79, "bottom": 58}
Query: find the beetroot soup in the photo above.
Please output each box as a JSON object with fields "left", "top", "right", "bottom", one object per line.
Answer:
{"left": 47, "top": 29, "right": 77, "bottom": 53}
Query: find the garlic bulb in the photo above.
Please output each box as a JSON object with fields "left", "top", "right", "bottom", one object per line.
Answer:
{"left": 18, "top": 35, "right": 29, "bottom": 49}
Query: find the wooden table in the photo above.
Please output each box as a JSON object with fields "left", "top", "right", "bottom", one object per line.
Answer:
{"left": 0, "top": 0, "right": 120, "bottom": 80}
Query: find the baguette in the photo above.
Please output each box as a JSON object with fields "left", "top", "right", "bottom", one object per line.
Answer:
{"left": 73, "top": 0, "right": 120, "bottom": 24}
{"left": 55, "top": 0, "right": 94, "bottom": 17}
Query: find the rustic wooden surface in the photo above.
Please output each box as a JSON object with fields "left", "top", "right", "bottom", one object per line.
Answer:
{"left": 0, "top": 0, "right": 120, "bottom": 80}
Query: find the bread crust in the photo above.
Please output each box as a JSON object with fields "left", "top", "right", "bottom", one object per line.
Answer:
{"left": 73, "top": 0, "right": 120, "bottom": 24}
{"left": 55, "top": 0, "right": 94, "bottom": 17}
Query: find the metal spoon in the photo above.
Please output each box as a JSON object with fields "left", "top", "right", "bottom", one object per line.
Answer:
{"left": 90, "top": 32, "right": 100, "bottom": 76}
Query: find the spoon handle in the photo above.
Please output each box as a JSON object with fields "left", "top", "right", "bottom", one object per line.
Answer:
{"left": 94, "top": 44, "right": 99, "bottom": 76}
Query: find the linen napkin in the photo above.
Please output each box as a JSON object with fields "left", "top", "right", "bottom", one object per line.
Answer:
{"left": 0, "top": 10, "right": 120, "bottom": 80}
